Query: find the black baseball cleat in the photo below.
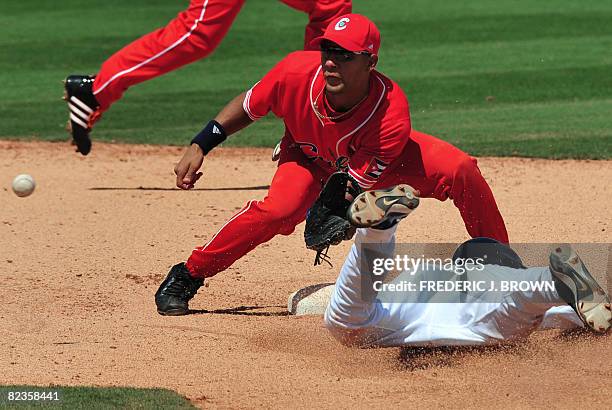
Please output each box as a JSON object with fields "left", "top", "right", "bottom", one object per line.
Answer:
{"left": 155, "top": 263, "right": 204, "bottom": 316}
{"left": 63, "top": 74, "right": 100, "bottom": 155}
{"left": 549, "top": 244, "right": 611, "bottom": 333}
{"left": 347, "top": 184, "right": 420, "bottom": 229}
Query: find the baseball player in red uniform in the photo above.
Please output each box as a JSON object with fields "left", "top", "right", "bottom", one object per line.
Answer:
{"left": 63, "top": 0, "right": 352, "bottom": 155}
{"left": 154, "top": 13, "right": 509, "bottom": 316}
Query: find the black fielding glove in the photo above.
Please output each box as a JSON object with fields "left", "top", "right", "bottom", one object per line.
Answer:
{"left": 304, "top": 172, "right": 362, "bottom": 266}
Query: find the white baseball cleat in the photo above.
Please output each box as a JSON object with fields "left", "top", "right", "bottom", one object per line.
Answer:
{"left": 549, "top": 244, "right": 611, "bottom": 333}
{"left": 347, "top": 184, "right": 419, "bottom": 228}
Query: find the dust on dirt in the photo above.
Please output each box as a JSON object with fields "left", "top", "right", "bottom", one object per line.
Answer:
{"left": 1, "top": 141, "right": 610, "bottom": 408}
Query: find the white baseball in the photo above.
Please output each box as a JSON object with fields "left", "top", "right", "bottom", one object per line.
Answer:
{"left": 12, "top": 174, "right": 36, "bottom": 197}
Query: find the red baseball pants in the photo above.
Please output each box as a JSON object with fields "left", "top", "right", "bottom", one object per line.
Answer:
{"left": 376, "top": 131, "right": 509, "bottom": 243}
{"left": 186, "top": 131, "right": 509, "bottom": 278}
{"left": 92, "top": 0, "right": 352, "bottom": 112}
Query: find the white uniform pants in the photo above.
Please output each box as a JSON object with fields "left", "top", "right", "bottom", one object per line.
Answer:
{"left": 324, "top": 227, "right": 582, "bottom": 347}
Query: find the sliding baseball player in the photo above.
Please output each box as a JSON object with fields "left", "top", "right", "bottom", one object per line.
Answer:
{"left": 306, "top": 185, "right": 612, "bottom": 347}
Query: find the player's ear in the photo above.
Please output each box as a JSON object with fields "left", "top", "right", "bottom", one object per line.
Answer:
{"left": 368, "top": 54, "right": 378, "bottom": 70}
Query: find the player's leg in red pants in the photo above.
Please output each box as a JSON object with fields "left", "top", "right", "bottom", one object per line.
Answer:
{"left": 93, "top": 0, "right": 246, "bottom": 112}
{"left": 92, "top": 0, "right": 351, "bottom": 115}
{"left": 376, "top": 131, "right": 509, "bottom": 243}
{"left": 185, "top": 145, "right": 329, "bottom": 278}
{"left": 280, "top": 0, "right": 352, "bottom": 50}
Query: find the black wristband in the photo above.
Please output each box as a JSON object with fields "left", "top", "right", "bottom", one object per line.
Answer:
{"left": 190, "top": 120, "right": 227, "bottom": 155}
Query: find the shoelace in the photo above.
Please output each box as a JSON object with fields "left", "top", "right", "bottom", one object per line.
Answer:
{"left": 164, "top": 276, "right": 201, "bottom": 298}
{"left": 314, "top": 245, "right": 333, "bottom": 267}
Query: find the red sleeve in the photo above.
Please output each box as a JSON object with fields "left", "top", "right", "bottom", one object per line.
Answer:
{"left": 242, "top": 57, "right": 288, "bottom": 120}
{"left": 347, "top": 120, "right": 411, "bottom": 189}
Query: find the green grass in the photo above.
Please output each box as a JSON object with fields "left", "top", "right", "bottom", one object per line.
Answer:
{"left": 0, "top": 385, "right": 195, "bottom": 409}
{"left": 1, "top": 0, "right": 611, "bottom": 158}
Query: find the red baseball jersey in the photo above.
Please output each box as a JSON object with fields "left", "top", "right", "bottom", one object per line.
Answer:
{"left": 242, "top": 51, "right": 411, "bottom": 189}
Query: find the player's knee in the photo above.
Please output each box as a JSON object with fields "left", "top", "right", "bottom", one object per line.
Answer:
{"left": 186, "top": 24, "right": 231, "bottom": 58}
{"left": 257, "top": 201, "right": 305, "bottom": 227}
{"left": 266, "top": 207, "right": 303, "bottom": 223}
{"left": 324, "top": 309, "right": 372, "bottom": 348}
{"left": 311, "top": 0, "right": 352, "bottom": 19}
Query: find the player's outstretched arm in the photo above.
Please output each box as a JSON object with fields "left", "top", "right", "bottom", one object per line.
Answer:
{"left": 174, "top": 92, "right": 253, "bottom": 189}
{"left": 215, "top": 92, "right": 253, "bottom": 135}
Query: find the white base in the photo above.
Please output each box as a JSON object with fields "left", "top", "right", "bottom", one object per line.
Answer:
{"left": 287, "top": 283, "right": 335, "bottom": 315}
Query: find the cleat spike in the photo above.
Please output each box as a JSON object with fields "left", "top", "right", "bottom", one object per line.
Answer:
{"left": 549, "top": 245, "right": 612, "bottom": 334}
{"left": 347, "top": 184, "right": 420, "bottom": 228}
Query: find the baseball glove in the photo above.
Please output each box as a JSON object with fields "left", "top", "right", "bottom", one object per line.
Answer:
{"left": 305, "top": 172, "right": 362, "bottom": 266}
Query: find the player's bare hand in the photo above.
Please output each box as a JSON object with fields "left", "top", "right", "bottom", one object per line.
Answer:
{"left": 174, "top": 144, "right": 204, "bottom": 190}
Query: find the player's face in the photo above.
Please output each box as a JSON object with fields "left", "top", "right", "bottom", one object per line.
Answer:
{"left": 320, "top": 43, "right": 375, "bottom": 94}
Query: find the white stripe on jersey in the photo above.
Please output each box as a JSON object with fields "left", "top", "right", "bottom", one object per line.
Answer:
{"left": 349, "top": 169, "right": 375, "bottom": 189}
{"left": 243, "top": 85, "right": 263, "bottom": 121}
{"left": 309, "top": 66, "right": 324, "bottom": 126}
{"left": 349, "top": 166, "right": 377, "bottom": 183}
{"left": 334, "top": 73, "right": 387, "bottom": 158}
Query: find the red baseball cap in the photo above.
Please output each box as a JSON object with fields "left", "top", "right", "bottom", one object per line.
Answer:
{"left": 310, "top": 13, "right": 381, "bottom": 55}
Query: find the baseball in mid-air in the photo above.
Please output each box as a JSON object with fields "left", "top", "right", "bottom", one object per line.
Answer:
{"left": 12, "top": 174, "right": 36, "bottom": 197}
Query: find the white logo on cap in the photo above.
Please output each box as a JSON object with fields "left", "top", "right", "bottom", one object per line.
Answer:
{"left": 335, "top": 17, "right": 350, "bottom": 31}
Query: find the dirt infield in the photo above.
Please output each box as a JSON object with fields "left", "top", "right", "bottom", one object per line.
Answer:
{"left": 2, "top": 141, "right": 611, "bottom": 408}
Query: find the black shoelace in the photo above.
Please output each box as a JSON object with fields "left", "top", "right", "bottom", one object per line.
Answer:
{"left": 164, "top": 276, "right": 201, "bottom": 298}
{"left": 314, "top": 245, "right": 333, "bottom": 267}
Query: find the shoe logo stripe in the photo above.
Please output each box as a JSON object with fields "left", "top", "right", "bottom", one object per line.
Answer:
{"left": 68, "top": 102, "right": 91, "bottom": 122}
{"left": 69, "top": 113, "right": 88, "bottom": 129}
{"left": 70, "top": 96, "right": 94, "bottom": 114}
{"left": 382, "top": 198, "right": 401, "bottom": 207}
